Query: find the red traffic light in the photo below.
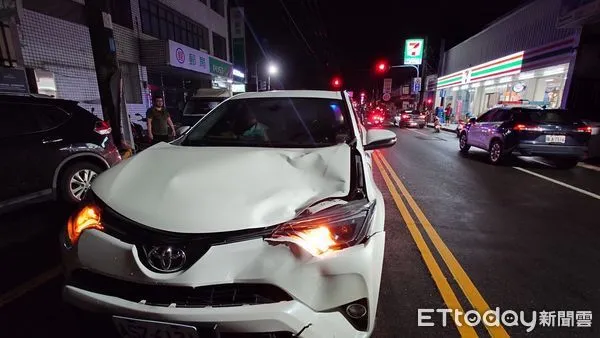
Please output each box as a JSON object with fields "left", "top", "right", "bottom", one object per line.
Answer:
{"left": 331, "top": 77, "right": 342, "bottom": 88}
{"left": 375, "top": 61, "right": 389, "bottom": 73}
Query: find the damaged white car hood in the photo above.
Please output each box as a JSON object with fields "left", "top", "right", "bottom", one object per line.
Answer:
{"left": 91, "top": 142, "right": 352, "bottom": 233}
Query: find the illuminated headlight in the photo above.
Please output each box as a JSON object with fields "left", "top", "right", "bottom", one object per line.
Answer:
{"left": 266, "top": 200, "right": 375, "bottom": 256}
{"left": 65, "top": 204, "right": 104, "bottom": 247}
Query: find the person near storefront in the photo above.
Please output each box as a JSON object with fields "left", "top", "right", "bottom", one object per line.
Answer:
{"left": 146, "top": 96, "right": 176, "bottom": 145}
{"left": 444, "top": 103, "right": 453, "bottom": 126}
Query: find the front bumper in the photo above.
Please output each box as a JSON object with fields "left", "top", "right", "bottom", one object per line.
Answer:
{"left": 516, "top": 143, "right": 587, "bottom": 158}
{"left": 61, "top": 227, "right": 385, "bottom": 337}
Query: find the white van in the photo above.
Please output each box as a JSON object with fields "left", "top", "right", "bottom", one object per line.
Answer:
{"left": 180, "top": 88, "right": 231, "bottom": 128}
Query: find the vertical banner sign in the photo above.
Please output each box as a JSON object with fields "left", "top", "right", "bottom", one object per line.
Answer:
{"left": 412, "top": 78, "right": 422, "bottom": 93}
{"left": 383, "top": 78, "right": 392, "bottom": 94}
{"left": 404, "top": 38, "right": 425, "bottom": 65}
{"left": 230, "top": 7, "right": 247, "bottom": 79}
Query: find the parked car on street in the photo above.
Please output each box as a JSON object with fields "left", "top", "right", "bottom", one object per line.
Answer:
{"left": 0, "top": 94, "right": 121, "bottom": 213}
{"left": 61, "top": 90, "right": 396, "bottom": 338}
{"left": 459, "top": 106, "right": 591, "bottom": 168}
{"left": 393, "top": 110, "right": 426, "bottom": 128}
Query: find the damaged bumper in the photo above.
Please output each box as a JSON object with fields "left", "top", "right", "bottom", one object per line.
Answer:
{"left": 61, "top": 228, "right": 385, "bottom": 337}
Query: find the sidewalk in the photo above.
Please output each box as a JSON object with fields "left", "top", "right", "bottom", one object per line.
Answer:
{"left": 426, "top": 123, "right": 458, "bottom": 133}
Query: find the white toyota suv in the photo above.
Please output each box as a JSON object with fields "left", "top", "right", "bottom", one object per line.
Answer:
{"left": 61, "top": 90, "right": 397, "bottom": 338}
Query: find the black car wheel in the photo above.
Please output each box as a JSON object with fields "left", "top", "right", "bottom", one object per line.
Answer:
{"left": 553, "top": 158, "right": 579, "bottom": 169}
{"left": 59, "top": 162, "right": 103, "bottom": 203}
{"left": 488, "top": 140, "right": 504, "bottom": 165}
{"left": 419, "top": 125, "right": 425, "bottom": 129}
{"left": 459, "top": 133, "right": 470, "bottom": 153}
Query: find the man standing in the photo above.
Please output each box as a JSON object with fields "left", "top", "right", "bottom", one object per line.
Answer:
{"left": 444, "top": 103, "right": 453, "bottom": 126}
{"left": 146, "top": 96, "right": 176, "bottom": 145}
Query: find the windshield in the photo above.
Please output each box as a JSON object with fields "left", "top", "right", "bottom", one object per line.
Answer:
{"left": 519, "top": 109, "right": 578, "bottom": 124}
{"left": 182, "top": 97, "right": 353, "bottom": 148}
{"left": 183, "top": 98, "right": 225, "bottom": 116}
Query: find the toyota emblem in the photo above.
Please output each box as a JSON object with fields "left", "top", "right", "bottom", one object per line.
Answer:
{"left": 146, "top": 246, "right": 186, "bottom": 272}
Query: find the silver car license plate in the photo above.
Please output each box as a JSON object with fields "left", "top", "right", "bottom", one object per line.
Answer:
{"left": 546, "top": 135, "right": 566, "bottom": 144}
{"left": 113, "top": 316, "right": 200, "bottom": 338}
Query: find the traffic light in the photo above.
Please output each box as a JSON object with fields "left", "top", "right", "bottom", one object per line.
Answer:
{"left": 375, "top": 61, "right": 389, "bottom": 73}
{"left": 331, "top": 76, "right": 342, "bottom": 89}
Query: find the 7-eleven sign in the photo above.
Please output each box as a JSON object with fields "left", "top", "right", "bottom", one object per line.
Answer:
{"left": 404, "top": 38, "right": 425, "bottom": 65}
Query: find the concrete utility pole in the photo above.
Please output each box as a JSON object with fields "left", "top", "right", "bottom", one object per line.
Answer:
{"left": 85, "top": 0, "right": 130, "bottom": 153}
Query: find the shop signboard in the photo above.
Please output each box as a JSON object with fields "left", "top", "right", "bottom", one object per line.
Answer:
{"left": 404, "top": 38, "right": 424, "bottom": 65}
{"left": 209, "top": 56, "right": 233, "bottom": 78}
{"left": 436, "top": 51, "right": 524, "bottom": 90}
{"left": 167, "top": 40, "right": 210, "bottom": 74}
{"left": 383, "top": 78, "right": 392, "bottom": 94}
{"left": 426, "top": 75, "right": 438, "bottom": 91}
{"left": 0, "top": 67, "right": 28, "bottom": 94}
{"left": 230, "top": 7, "right": 247, "bottom": 73}
{"left": 412, "top": 78, "right": 421, "bottom": 93}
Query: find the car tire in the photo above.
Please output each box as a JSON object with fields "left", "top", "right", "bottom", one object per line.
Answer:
{"left": 59, "top": 161, "right": 103, "bottom": 204}
{"left": 488, "top": 140, "right": 504, "bottom": 165}
{"left": 459, "top": 133, "right": 470, "bottom": 153}
{"left": 554, "top": 158, "right": 579, "bottom": 169}
{"left": 419, "top": 125, "right": 425, "bottom": 129}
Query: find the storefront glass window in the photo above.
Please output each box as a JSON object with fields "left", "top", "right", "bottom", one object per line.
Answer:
{"left": 438, "top": 63, "right": 569, "bottom": 120}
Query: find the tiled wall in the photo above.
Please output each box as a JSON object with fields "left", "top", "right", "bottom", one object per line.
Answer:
{"left": 19, "top": 8, "right": 148, "bottom": 122}
{"left": 19, "top": 9, "right": 103, "bottom": 117}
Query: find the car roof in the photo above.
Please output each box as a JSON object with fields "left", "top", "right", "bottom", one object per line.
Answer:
{"left": 0, "top": 93, "right": 78, "bottom": 106}
{"left": 230, "top": 90, "right": 343, "bottom": 100}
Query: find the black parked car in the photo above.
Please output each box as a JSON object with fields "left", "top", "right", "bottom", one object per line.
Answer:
{"left": 459, "top": 106, "right": 591, "bottom": 168}
{"left": 0, "top": 94, "right": 122, "bottom": 213}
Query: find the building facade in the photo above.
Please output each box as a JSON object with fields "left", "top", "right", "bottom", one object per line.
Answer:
{"left": 435, "top": 0, "right": 582, "bottom": 121}
{"left": 3, "top": 0, "right": 232, "bottom": 123}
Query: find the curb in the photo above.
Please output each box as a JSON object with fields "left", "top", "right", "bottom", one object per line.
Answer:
{"left": 426, "top": 124, "right": 457, "bottom": 133}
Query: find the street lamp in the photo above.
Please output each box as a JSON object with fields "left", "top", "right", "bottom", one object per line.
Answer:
{"left": 267, "top": 63, "right": 278, "bottom": 90}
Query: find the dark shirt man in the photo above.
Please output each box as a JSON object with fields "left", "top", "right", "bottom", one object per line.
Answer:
{"left": 146, "top": 97, "right": 176, "bottom": 144}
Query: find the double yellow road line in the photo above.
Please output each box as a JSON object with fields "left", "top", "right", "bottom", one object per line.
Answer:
{"left": 373, "top": 151, "right": 509, "bottom": 338}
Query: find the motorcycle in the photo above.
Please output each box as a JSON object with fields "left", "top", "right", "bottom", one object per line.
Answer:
{"left": 131, "top": 113, "right": 151, "bottom": 152}
{"left": 433, "top": 117, "right": 441, "bottom": 133}
{"left": 456, "top": 120, "right": 466, "bottom": 138}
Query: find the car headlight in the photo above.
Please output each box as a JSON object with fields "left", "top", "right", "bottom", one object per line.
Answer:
{"left": 266, "top": 200, "right": 375, "bottom": 256}
{"left": 65, "top": 204, "right": 104, "bottom": 246}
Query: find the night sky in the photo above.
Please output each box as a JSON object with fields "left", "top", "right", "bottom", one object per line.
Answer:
{"left": 234, "top": 0, "right": 528, "bottom": 92}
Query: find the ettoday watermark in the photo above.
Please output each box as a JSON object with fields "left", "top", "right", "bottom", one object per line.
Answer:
{"left": 418, "top": 308, "right": 592, "bottom": 332}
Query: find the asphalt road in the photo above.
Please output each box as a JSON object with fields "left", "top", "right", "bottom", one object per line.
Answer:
{"left": 0, "top": 127, "right": 599, "bottom": 337}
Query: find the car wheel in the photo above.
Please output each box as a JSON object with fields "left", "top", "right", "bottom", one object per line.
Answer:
{"left": 59, "top": 162, "right": 103, "bottom": 204}
{"left": 419, "top": 125, "right": 425, "bottom": 129}
{"left": 488, "top": 140, "right": 504, "bottom": 165}
{"left": 553, "top": 158, "right": 579, "bottom": 169}
{"left": 459, "top": 133, "right": 470, "bottom": 153}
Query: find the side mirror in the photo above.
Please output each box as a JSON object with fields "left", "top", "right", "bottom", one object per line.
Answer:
{"left": 469, "top": 118, "right": 477, "bottom": 124}
{"left": 177, "top": 126, "right": 191, "bottom": 136}
{"left": 364, "top": 129, "right": 397, "bottom": 151}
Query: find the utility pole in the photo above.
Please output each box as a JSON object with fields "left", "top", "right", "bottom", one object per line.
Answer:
{"left": 85, "top": 0, "right": 130, "bottom": 154}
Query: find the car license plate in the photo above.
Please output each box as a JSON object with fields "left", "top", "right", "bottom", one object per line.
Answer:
{"left": 545, "top": 135, "right": 566, "bottom": 144}
{"left": 113, "top": 316, "right": 200, "bottom": 338}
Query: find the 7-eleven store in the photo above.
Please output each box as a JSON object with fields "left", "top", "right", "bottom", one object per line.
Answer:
{"left": 435, "top": 37, "right": 577, "bottom": 121}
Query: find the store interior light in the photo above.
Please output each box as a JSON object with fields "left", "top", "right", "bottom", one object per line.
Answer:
{"left": 452, "top": 86, "right": 459, "bottom": 92}
{"left": 544, "top": 68, "right": 564, "bottom": 76}
{"left": 471, "top": 83, "right": 481, "bottom": 88}
{"left": 499, "top": 76, "right": 512, "bottom": 83}
{"left": 232, "top": 69, "right": 245, "bottom": 78}
{"left": 545, "top": 79, "right": 555, "bottom": 82}
{"left": 460, "top": 84, "right": 469, "bottom": 90}
{"left": 484, "top": 80, "right": 495, "bottom": 86}
{"left": 519, "top": 73, "right": 535, "bottom": 80}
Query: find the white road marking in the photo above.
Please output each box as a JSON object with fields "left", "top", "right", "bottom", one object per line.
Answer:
{"left": 0, "top": 266, "right": 62, "bottom": 308}
{"left": 408, "top": 129, "right": 435, "bottom": 138}
{"left": 522, "top": 157, "right": 555, "bottom": 167}
{"left": 578, "top": 162, "right": 600, "bottom": 172}
{"left": 513, "top": 167, "right": 600, "bottom": 200}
